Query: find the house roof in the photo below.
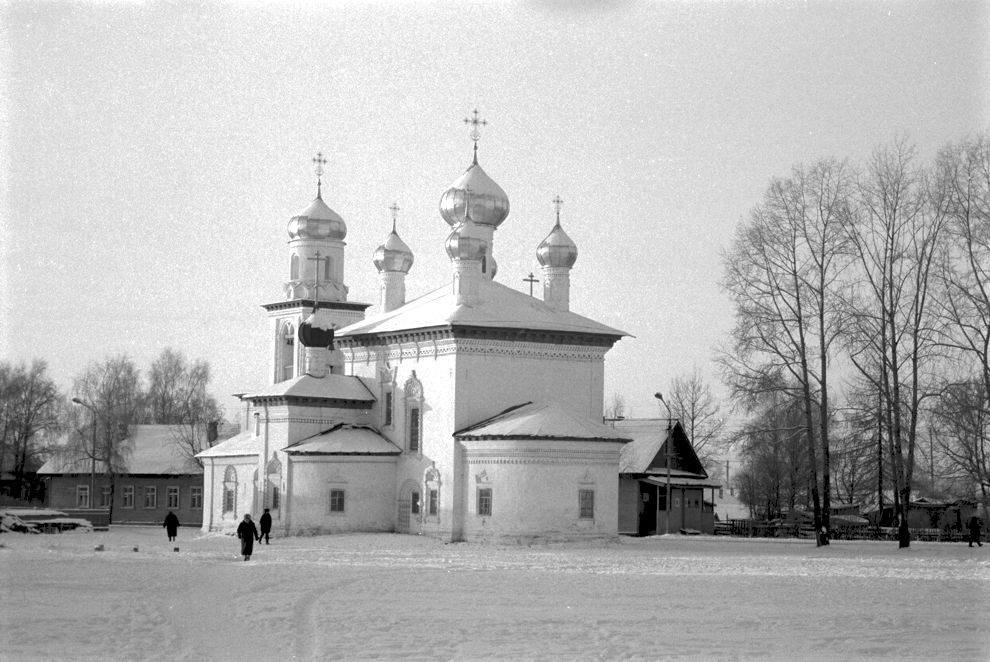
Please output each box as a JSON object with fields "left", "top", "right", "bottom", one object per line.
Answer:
{"left": 239, "top": 374, "right": 376, "bottom": 402}
{"left": 455, "top": 402, "right": 631, "bottom": 442}
{"left": 283, "top": 424, "right": 402, "bottom": 455}
{"left": 196, "top": 431, "right": 262, "bottom": 459}
{"left": 336, "top": 278, "right": 627, "bottom": 340}
{"left": 38, "top": 425, "right": 203, "bottom": 476}
{"left": 615, "top": 419, "right": 708, "bottom": 477}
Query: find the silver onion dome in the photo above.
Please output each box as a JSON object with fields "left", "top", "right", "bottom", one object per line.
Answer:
{"left": 537, "top": 220, "right": 578, "bottom": 269}
{"left": 373, "top": 224, "right": 414, "bottom": 274}
{"left": 445, "top": 217, "right": 488, "bottom": 262}
{"left": 287, "top": 195, "right": 347, "bottom": 241}
{"left": 439, "top": 158, "right": 510, "bottom": 228}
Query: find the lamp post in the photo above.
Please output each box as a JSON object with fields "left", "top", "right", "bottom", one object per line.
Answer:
{"left": 654, "top": 392, "right": 672, "bottom": 535}
{"left": 71, "top": 397, "right": 97, "bottom": 509}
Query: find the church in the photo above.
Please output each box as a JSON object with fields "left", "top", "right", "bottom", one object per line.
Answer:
{"left": 198, "top": 113, "right": 632, "bottom": 542}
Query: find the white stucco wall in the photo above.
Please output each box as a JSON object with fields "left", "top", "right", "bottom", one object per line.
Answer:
{"left": 201, "top": 457, "right": 261, "bottom": 533}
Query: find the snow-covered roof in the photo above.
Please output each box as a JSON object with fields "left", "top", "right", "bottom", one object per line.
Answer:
{"left": 337, "top": 278, "right": 627, "bottom": 339}
{"left": 196, "top": 431, "right": 262, "bottom": 459}
{"left": 455, "top": 402, "right": 631, "bottom": 442}
{"left": 284, "top": 424, "right": 401, "bottom": 455}
{"left": 39, "top": 425, "right": 203, "bottom": 475}
{"left": 616, "top": 419, "right": 708, "bottom": 477}
{"left": 240, "top": 374, "right": 376, "bottom": 402}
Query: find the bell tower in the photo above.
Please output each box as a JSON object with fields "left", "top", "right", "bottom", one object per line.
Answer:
{"left": 262, "top": 152, "right": 370, "bottom": 384}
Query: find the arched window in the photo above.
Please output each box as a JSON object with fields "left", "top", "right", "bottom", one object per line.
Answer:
{"left": 424, "top": 466, "right": 441, "bottom": 518}
{"left": 266, "top": 455, "right": 282, "bottom": 510}
{"left": 277, "top": 322, "right": 295, "bottom": 382}
{"left": 380, "top": 368, "right": 395, "bottom": 429}
{"left": 290, "top": 254, "right": 300, "bottom": 280}
{"left": 324, "top": 256, "right": 332, "bottom": 282}
{"left": 404, "top": 372, "right": 424, "bottom": 454}
{"left": 223, "top": 466, "right": 237, "bottom": 515}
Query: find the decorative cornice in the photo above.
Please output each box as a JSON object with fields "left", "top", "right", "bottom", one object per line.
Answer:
{"left": 337, "top": 324, "right": 619, "bottom": 349}
{"left": 262, "top": 299, "right": 372, "bottom": 313}
{"left": 246, "top": 396, "right": 372, "bottom": 408}
{"left": 342, "top": 336, "right": 609, "bottom": 365}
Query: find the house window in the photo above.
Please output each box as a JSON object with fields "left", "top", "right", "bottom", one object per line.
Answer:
{"left": 477, "top": 487, "right": 492, "bottom": 517}
{"left": 99, "top": 486, "right": 111, "bottom": 507}
{"left": 76, "top": 485, "right": 90, "bottom": 508}
{"left": 579, "top": 489, "right": 595, "bottom": 519}
{"left": 408, "top": 407, "right": 420, "bottom": 452}
{"left": 329, "top": 488, "right": 346, "bottom": 514}
{"left": 166, "top": 486, "right": 179, "bottom": 509}
{"left": 384, "top": 390, "right": 393, "bottom": 427}
{"left": 144, "top": 486, "right": 157, "bottom": 509}
{"left": 122, "top": 485, "right": 134, "bottom": 509}
{"left": 223, "top": 466, "right": 237, "bottom": 515}
{"left": 190, "top": 486, "right": 203, "bottom": 509}
{"left": 411, "top": 491, "right": 420, "bottom": 515}
{"left": 429, "top": 489, "right": 438, "bottom": 516}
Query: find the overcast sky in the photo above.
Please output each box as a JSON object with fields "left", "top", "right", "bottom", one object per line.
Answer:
{"left": 2, "top": 1, "right": 987, "bottom": 422}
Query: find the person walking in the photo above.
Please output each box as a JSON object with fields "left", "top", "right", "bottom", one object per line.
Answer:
{"left": 259, "top": 508, "right": 272, "bottom": 544}
{"left": 968, "top": 515, "right": 983, "bottom": 548}
{"left": 163, "top": 511, "right": 180, "bottom": 542}
{"left": 237, "top": 513, "right": 258, "bottom": 561}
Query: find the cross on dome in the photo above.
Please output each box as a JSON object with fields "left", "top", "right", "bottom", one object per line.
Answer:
{"left": 552, "top": 195, "right": 564, "bottom": 224}
{"left": 312, "top": 152, "right": 328, "bottom": 197}
{"left": 389, "top": 202, "right": 400, "bottom": 232}
{"left": 464, "top": 109, "right": 487, "bottom": 164}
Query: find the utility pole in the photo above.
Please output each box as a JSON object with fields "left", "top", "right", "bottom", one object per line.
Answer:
{"left": 655, "top": 392, "right": 673, "bottom": 535}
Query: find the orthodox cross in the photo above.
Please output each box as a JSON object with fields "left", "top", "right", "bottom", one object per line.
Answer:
{"left": 552, "top": 195, "right": 564, "bottom": 224}
{"left": 464, "top": 109, "right": 486, "bottom": 162}
{"left": 308, "top": 250, "right": 328, "bottom": 307}
{"left": 389, "top": 202, "right": 400, "bottom": 233}
{"left": 524, "top": 272, "right": 539, "bottom": 297}
{"left": 312, "top": 152, "right": 328, "bottom": 197}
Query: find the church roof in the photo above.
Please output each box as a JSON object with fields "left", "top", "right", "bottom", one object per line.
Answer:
{"left": 40, "top": 425, "right": 204, "bottom": 475}
{"left": 196, "top": 430, "right": 260, "bottom": 459}
{"left": 336, "top": 278, "right": 627, "bottom": 339}
{"left": 455, "top": 402, "right": 632, "bottom": 442}
{"left": 283, "top": 424, "right": 401, "bottom": 455}
{"left": 239, "top": 374, "right": 376, "bottom": 402}
{"left": 616, "top": 419, "right": 708, "bottom": 476}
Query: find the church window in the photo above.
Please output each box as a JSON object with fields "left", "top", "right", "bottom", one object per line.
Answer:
{"left": 411, "top": 491, "right": 420, "bottom": 515}
{"left": 76, "top": 485, "right": 90, "bottom": 508}
{"left": 166, "top": 486, "right": 179, "bottom": 509}
{"left": 223, "top": 466, "right": 237, "bottom": 515}
{"left": 143, "top": 486, "right": 157, "bottom": 509}
{"left": 122, "top": 485, "right": 134, "bottom": 509}
{"left": 290, "top": 254, "right": 300, "bottom": 280}
{"left": 428, "top": 489, "right": 438, "bottom": 516}
{"left": 278, "top": 323, "right": 296, "bottom": 382}
{"left": 324, "top": 256, "right": 332, "bottom": 281}
{"left": 579, "top": 489, "right": 595, "bottom": 519}
{"left": 408, "top": 407, "right": 420, "bottom": 452}
{"left": 190, "top": 486, "right": 203, "bottom": 509}
{"left": 384, "top": 390, "right": 393, "bottom": 427}
{"left": 477, "top": 488, "right": 492, "bottom": 517}
{"left": 272, "top": 486, "right": 280, "bottom": 510}
{"left": 329, "top": 488, "right": 346, "bottom": 513}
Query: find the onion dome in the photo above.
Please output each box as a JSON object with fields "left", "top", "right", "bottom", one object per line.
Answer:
{"left": 297, "top": 308, "right": 335, "bottom": 348}
{"left": 537, "top": 197, "right": 578, "bottom": 268}
{"left": 373, "top": 220, "right": 414, "bottom": 274}
{"left": 445, "top": 216, "right": 488, "bottom": 262}
{"left": 488, "top": 255, "right": 498, "bottom": 278}
{"left": 287, "top": 194, "right": 347, "bottom": 241}
{"left": 439, "top": 157, "right": 510, "bottom": 228}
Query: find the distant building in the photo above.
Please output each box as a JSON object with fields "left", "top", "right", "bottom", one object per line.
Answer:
{"left": 614, "top": 419, "right": 720, "bottom": 535}
{"left": 198, "top": 116, "right": 634, "bottom": 542}
{"left": 37, "top": 425, "right": 219, "bottom": 525}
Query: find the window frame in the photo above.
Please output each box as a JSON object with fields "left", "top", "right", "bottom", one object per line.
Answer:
{"left": 578, "top": 489, "right": 595, "bottom": 520}
{"left": 76, "top": 485, "right": 90, "bottom": 508}
{"left": 166, "top": 486, "right": 180, "bottom": 509}
{"left": 122, "top": 485, "right": 134, "bottom": 509}
{"left": 190, "top": 486, "right": 203, "bottom": 510}
{"left": 143, "top": 486, "right": 157, "bottom": 509}
{"left": 408, "top": 406, "right": 421, "bottom": 453}
{"left": 477, "top": 487, "right": 493, "bottom": 517}
{"left": 329, "top": 488, "right": 346, "bottom": 514}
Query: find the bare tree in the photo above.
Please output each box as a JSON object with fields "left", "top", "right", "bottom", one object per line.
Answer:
{"left": 603, "top": 392, "right": 626, "bottom": 421}
{"left": 721, "top": 158, "right": 853, "bottom": 545}
{"left": 0, "top": 360, "right": 62, "bottom": 499}
{"left": 146, "top": 348, "right": 224, "bottom": 466}
{"left": 842, "top": 138, "right": 948, "bottom": 547}
{"left": 69, "top": 356, "right": 142, "bottom": 522}
{"left": 666, "top": 367, "right": 726, "bottom": 462}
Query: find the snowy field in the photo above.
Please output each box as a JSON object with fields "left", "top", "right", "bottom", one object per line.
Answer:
{"left": 1, "top": 528, "right": 988, "bottom": 662}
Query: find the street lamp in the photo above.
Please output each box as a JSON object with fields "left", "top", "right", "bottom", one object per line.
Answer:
{"left": 654, "top": 392, "right": 672, "bottom": 535}
{"left": 71, "top": 397, "right": 97, "bottom": 509}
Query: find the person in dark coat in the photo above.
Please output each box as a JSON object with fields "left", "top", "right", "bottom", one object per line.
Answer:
{"left": 163, "top": 511, "right": 179, "bottom": 542}
{"left": 237, "top": 513, "right": 258, "bottom": 561}
{"left": 259, "top": 508, "right": 272, "bottom": 544}
{"left": 968, "top": 515, "right": 983, "bottom": 548}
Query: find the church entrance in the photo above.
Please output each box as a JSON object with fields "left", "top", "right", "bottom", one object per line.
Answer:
{"left": 397, "top": 480, "right": 421, "bottom": 534}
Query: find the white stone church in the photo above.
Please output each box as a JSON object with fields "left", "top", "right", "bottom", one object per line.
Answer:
{"left": 198, "top": 116, "right": 631, "bottom": 542}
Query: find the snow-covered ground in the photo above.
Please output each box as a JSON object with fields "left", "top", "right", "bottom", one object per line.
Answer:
{"left": 1, "top": 528, "right": 987, "bottom": 661}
